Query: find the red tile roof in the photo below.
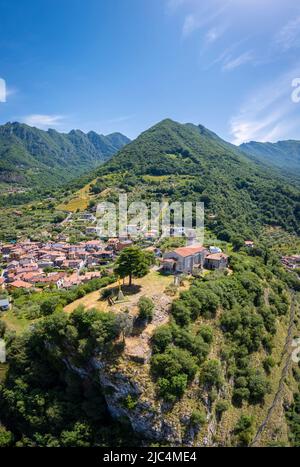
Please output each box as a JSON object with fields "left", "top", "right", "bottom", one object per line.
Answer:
{"left": 10, "top": 280, "right": 33, "bottom": 289}
{"left": 173, "top": 245, "right": 207, "bottom": 258}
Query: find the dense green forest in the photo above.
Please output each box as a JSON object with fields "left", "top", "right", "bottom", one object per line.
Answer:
{"left": 241, "top": 140, "right": 300, "bottom": 173}
{"left": 90, "top": 119, "right": 300, "bottom": 240}
{"left": 0, "top": 307, "right": 138, "bottom": 447}
{"left": 0, "top": 122, "right": 129, "bottom": 192}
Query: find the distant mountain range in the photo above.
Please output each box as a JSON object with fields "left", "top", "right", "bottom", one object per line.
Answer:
{"left": 0, "top": 122, "right": 130, "bottom": 191}
{"left": 90, "top": 119, "right": 299, "bottom": 238}
{"left": 240, "top": 140, "right": 300, "bottom": 174}
{"left": 1, "top": 118, "right": 299, "bottom": 238}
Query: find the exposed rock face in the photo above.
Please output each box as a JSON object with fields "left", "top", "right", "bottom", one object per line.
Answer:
{"left": 92, "top": 358, "right": 184, "bottom": 444}
{"left": 62, "top": 293, "right": 203, "bottom": 445}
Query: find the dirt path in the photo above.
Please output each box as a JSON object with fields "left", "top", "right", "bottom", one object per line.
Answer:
{"left": 250, "top": 292, "right": 296, "bottom": 447}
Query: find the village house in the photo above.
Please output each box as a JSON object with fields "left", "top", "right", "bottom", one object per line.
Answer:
{"left": 204, "top": 253, "right": 229, "bottom": 270}
{"left": 106, "top": 238, "right": 120, "bottom": 252}
{"left": 62, "top": 259, "right": 84, "bottom": 270}
{"left": 244, "top": 240, "right": 255, "bottom": 248}
{"left": 53, "top": 256, "right": 67, "bottom": 267}
{"left": 116, "top": 240, "right": 133, "bottom": 252}
{"left": 80, "top": 212, "right": 97, "bottom": 222}
{"left": 0, "top": 298, "right": 10, "bottom": 312}
{"left": 281, "top": 255, "right": 300, "bottom": 270}
{"left": 162, "top": 245, "right": 208, "bottom": 274}
{"left": 38, "top": 259, "right": 54, "bottom": 269}
{"left": 93, "top": 250, "right": 114, "bottom": 262}
{"left": 37, "top": 273, "right": 66, "bottom": 288}
{"left": 86, "top": 226, "right": 101, "bottom": 235}
{"left": 9, "top": 280, "right": 33, "bottom": 290}
{"left": 84, "top": 240, "right": 103, "bottom": 251}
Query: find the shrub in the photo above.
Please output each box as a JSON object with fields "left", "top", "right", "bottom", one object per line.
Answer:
{"left": 234, "top": 415, "right": 254, "bottom": 446}
{"left": 263, "top": 356, "right": 276, "bottom": 374}
{"left": 200, "top": 360, "right": 223, "bottom": 389}
{"left": 0, "top": 427, "right": 14, "bottom": 447}
{"left": 198, "top": 325, "right": 213, "bottom": 344}
{"left": 215, "top": 400, "right": 229, "bottom": 419}
{"left": 232, "top": 388, "right": 250, "bottom": 405}
{"left": 247, "top": 372, "right": 270, "bottom": 404}
{"left": 171, "top": 301, "right": 191, "bottom": 326}
{"left": 138, "top": 296, "right": 154, "bottom": 322}
{"left": 157, "top": 374, "right": 188, "bottom": 402}
{"left": 190, "top": 409, "right": 206, "bottom": 427}
{"left": 152, "top": 325, "right": 173, "bottom": 353}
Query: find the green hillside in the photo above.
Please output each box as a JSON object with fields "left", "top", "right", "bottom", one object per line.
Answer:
{"left": 240, "top": 140, "right": 300, "bottom": 174}
{"left": 0, "top": 122, "right": 130, "bottom": 192}
{"left": 91, "top": 119, "right": 300, "bottom": 239}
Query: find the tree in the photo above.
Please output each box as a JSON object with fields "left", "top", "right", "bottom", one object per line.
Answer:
{"left": 40, "top": 296, "right": 62, "bottom": 316}
{"left": 171, "top": 300, "right": 191, "bottom": 326}
{"left": 190, "top": 409, "right": 206, "bottom": 428}
{"left": 234, "top": 415, "right": 254, "bottom": 446}
{"left": 247, "top": 372, "right": 270, "bottom": 404}
{"left": 157, "top": 374, "right": 188, "bottom": 402}
{"left": 215, "top": 400, "right": 229, "bottom": 420}
{"left": 263, "top": 356, "right": 276, "bottom": 374}
{"left": 114, "top": 247, "right": 150, "bottom": 286}
{"left": 200, "top": 360, "right": 223, "bottom": 389}
{"left": 152, "top": 325, "right": 173, "bottom": 353}
{"left": 138, "top": 296, "right": 154, "bottom": 323}
{"left": 0, "top": 426, "right": 13, "bottom": 447}
{"left": 116, "top": 309, "right": 133, "bottom": 344}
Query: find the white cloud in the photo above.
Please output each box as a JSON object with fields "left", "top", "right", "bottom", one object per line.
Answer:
{"left": 179, "top": 1, "right": 229, "bottom": 38}
{"left": 182, "top": 14, "right": 200, "bottom": 37}
{"left": 205, "top": 26, "right": 226, "bottom": 44}
{"left": 276, "top": 16, "right": 300, "bottom": 51}
{"left": 22, "top": 114, "right": 65, "bottom": 129}
{"left": 230, "top": 66, "right": 300, "bottom": 144}
{"left": 222, "top": 50, "right": 254, "bottom": 71}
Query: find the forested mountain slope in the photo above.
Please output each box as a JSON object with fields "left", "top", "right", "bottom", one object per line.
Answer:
{"left": 89, "top": 119, "right": 300, "bottom": 239}
{"left": 0, "top": 122, "right": 130, "bottom": 191}
{"left": 240, "top": 140, "right": 300, "bottom": 174}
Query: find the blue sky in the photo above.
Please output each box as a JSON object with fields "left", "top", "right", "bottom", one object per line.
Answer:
{"left": 1, "top": 0, "right": 300, "bottom": 144}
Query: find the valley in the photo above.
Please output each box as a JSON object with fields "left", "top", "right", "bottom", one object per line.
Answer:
{"left": 0, "top": 118, "right": 300, "bottom": 448}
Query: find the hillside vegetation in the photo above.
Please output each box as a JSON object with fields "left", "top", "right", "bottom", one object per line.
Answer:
{"left": 241, "top": 140, "right": 300, "bottom": 173}
{"left": 87, "top": 119, "right": 300, "bottom": 240}
{"left": 0, "top": 122, "right": 130, "bottom": 193}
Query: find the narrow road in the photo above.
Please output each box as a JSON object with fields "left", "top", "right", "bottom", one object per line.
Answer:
{"left": 250, "top": 291, "right": 296, "bottom": 447}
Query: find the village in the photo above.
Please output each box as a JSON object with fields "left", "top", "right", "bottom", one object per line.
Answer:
{"left": 0, "top": 210, "right": 242, "bottom": 314}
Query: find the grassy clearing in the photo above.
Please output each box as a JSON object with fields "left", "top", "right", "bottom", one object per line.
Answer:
{"left": 57, "top": 180, "right": 96, "bottom": 212}
{"left": 64, "top": 270, "right": 174, "bottom": 314}
{"left": 142, "top": 175, "right": 170, "bottom": 182}
{"left": 1, "top": 310, "right": 31, "bottom": 334}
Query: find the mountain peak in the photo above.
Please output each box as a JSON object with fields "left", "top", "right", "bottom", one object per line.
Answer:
{"left": 0, "top": 122, "right": 130, "bottom": 191}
